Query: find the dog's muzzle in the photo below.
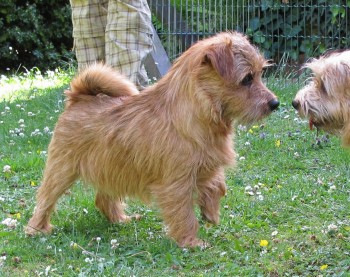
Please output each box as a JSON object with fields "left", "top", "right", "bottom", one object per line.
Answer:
{"left": 268, "top": 99, "right": 280, "bottom": 111}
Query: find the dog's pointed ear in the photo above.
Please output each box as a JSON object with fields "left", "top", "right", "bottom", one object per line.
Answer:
{"left": 203, "top": 40, "right": 234, "bottom": 83}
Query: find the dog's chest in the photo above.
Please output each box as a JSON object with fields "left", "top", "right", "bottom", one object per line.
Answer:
{"left": 199, "top": 135, "right": 235, "bottom": 169}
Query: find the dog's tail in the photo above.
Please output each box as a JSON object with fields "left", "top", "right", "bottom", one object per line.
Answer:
{"left": 65, "top": 63, "right": 139, "bottom": 105}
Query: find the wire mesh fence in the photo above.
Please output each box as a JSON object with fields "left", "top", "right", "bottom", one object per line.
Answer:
{"left": 148, "top": 0, "right": 350, "bottom": 79}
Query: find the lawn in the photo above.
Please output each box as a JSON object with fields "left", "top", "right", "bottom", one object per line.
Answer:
{"left": 0, "top": 68, "right": 349, "bottom": 276}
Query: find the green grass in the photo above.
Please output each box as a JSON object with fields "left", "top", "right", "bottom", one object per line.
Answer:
{"left": 1, "top": 69, "right": 350, "bottom": 276}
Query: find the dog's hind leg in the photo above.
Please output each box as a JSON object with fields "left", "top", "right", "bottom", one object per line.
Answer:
{"left": 95, "top": 192, "right": 132, "bottom": 223}
{"left": 198, "top": 168, "right": 227, "bottom": 225}
{"left": 25, "top": 158, "right": 78, "bottom": 236}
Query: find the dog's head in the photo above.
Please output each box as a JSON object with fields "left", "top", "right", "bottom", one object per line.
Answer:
{"left": 167, "top": 32, "right": 279, "bottom": 126}
{"left": 292, "top": 50, "right": 350, "bottom": 147}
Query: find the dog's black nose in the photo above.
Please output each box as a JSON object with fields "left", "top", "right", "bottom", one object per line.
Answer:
{"left": 292, "top": 100, "right": 300, "bottom": 110}
{"left": 268, "top": 99, "right": 280, "bottom": 111}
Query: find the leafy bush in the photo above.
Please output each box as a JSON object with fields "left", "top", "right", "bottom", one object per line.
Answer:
{"left": 0, "top": 0, "right": 74, "bottom": 73}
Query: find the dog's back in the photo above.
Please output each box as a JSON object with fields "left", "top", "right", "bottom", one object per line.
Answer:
{"left": 65, "top": 64, "right": 139, "bottom": 107}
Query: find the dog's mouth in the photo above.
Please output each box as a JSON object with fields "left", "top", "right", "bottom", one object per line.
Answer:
{"left": 309, "top": 117, "right": 315, "bottom": 130}
{"left": 308, "top": 116, "right": 329, "bottom": 131}
{"left": 308, "top": 115, "right": 343, "bottom": 135}
{"left": 308, "top": 117, "right": 321, "bottom": 131}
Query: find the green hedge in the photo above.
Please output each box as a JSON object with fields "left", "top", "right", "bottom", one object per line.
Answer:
{"left": 245, "top": 0, "right": 349, "bottom": 63}
{"left": 0, "top": 0, "right": 74, "bottom": 73}
{"left": 168, "top": 0, "right": 350, "bottom": 66}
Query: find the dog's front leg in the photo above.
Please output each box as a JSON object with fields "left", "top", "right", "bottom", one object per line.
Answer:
{"left": 153, "top": 180, "right": 204, "bottom": 248}
{"left": 198, "top": 168, "right": 227, "bottom": 225}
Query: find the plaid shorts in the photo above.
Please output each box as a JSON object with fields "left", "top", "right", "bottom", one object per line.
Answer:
{"left": 70, "top": 0, "right": 154, "bottom": 88}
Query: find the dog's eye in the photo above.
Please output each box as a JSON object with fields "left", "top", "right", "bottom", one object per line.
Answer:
{"left": 241, "top": 73, "right": 254, "bottom": 86}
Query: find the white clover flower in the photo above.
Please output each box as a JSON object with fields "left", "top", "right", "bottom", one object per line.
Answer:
{"left": 1, "top": 218, "right": 17, "bottom": 228}
{"left": 3, "top": 165, "right": 11, "bottom": 173}
{"left": 96, "top": 237, "right": 101, "bottom": 242}
{"left": 110, "top": 239, "right": 119, "bottom": 249}
{"left": 18, "top": 119, "right": 24, "bottom": 123}
{"left": 84, "top": 258, "right": 93, "bottom": 264}
{"left": 260, "top": 249, "right": 267, "bottom": 256}
{"left": 244, "top": 141, "right": 251, "bottom": 146}
{"left": 110, "top": 239, "right": 118, "bottom": 244}
{"left": 5, "top": 107, "right": 10, "bottom": 111}
{"left": 43, "top": 127, "right": 50, "bottom": 133}
{"left": 271, "top": 230, "right": 278, "bottom": 236}
{"left": 45, "top": 265, "right": 51, "bottom": 276}
{"left": 239, "top": 156, "right": 246, "bottom": 161}
{"left": 244, "top": 185, "right": 252, "bottom": 191}
{"left": 0, "top": 255, "right": 7, "bottom": 266}
{"left": 27, "top": 112, "right": 35, "bottom": 116}
{"left": 327, "top": 223, "right": 338, "bottom": 231}
{"left": 40, "top": 238, "right": 48, "bottom": 244}
{"left": 237, "top": 125, "right": 247, "bottom": 131}
{"left": 31, "top": 129, "right": 43, "bottom": 136}
{"left": 329, "top": 185, "right": 336, "bottom": 191}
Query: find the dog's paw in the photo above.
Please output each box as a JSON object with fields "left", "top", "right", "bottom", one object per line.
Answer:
{"left": 111, "top": 213, "right": 142, "bottom": 224}
{"left": 131, "top": 214, "right": 142, "bottom": 221}
{"left": 178, "top": 237, "right": 210, "bottom": 249}
{"left": 201, "top": 211, "right": 219, "bottom": 225}
{"left": 24, "top": 223, "right": 52, "bottom": 236}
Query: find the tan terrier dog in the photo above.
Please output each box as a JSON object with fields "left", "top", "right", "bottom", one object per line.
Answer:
{"left": 25, "top": 32, "right": 279, "bottom": 247}
{"left": 292, "top": 50, "right": 350, "bottom": 147}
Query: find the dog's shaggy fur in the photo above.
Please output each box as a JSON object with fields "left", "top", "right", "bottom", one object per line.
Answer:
{"left": 25, "top": 32, "right": 279, "bottom": 247}
{"left": 292, "top": 50, "right": 350, "bottom": 147}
